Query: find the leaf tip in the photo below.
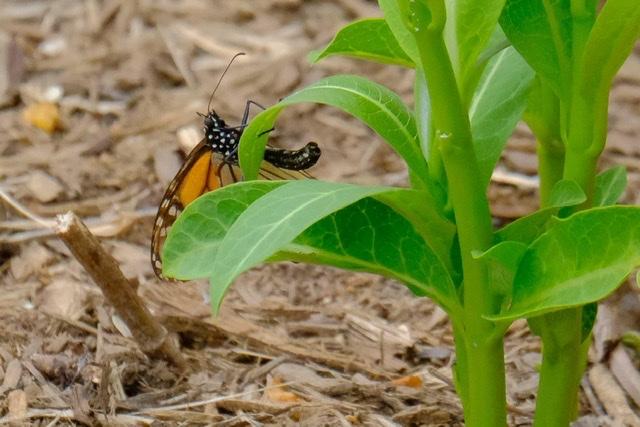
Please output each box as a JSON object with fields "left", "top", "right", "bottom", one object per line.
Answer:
{"left": 307, "top": 49, "right": 322, "bottom": 64}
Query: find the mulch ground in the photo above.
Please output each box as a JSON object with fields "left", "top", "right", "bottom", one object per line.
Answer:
{"left": 0, "top": 1, "right": 639, "bottom": 426}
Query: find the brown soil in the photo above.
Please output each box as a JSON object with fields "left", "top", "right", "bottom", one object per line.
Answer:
{"left": 0, "top": 1, "right": 639, "bottom": 426}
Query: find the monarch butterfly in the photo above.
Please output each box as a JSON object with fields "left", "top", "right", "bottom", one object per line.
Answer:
{"left": 150, "top": 56, "right": 321, "bottom": 279}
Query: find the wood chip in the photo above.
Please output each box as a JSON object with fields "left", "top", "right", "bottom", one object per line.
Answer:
{"left": 25, "top": 170, "right": 64, "bottom": 203}
{"left": 9, "top": 241, "right": 53, "bottom": 280}
{"left": 589, "top": 364, "right": 640, "bottom": 426}
{"left": 153, "top": 145, "right": 182, "bottom": 186}
{"left": 177, "top": 125, "right": 201, "bottom": 153}
{"left": 216, "top": 398, "right": 292, "bottom": 415}
{"left": 7, "top": 389, "right": 27, "bottom": 426}
{"left": 109, "top": 241, "right": 153, "bottom": 279}
{"left": 1, "top": 359, "right": 22, "bottom": 392}
{"left": 272, "top": 363, "right": 350, "bottom": 394}
{"left": 37, "top": 278, "right": 88, "bottom": 320}
{"left": 610, "top": 345, "right": 640, "bottom": 409}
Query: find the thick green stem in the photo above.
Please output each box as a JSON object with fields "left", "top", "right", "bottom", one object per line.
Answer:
{"left": 452, "top": 322, "right": 470, "bottom": 410}
{"left": 535, "top": 6, "right": 601, "bottom": 419}
{"left": 465, "top": 334, "right": 507, "bottom": 424}
{"left": 537, "top": 141, "right": 564, "bottom": 207}
{"left": 563, "top": 150, "right": 598, "bottom": 205}
{"left": 409, "top": 3, "right": 504, "bottom": 424}
{"left": 533, "top": 309, "right": 583, "bottom": 427}
{"left": 533, "top": 150, "right": 597, "bottom": 426}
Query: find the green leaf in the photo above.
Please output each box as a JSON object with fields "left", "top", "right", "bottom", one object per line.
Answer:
{"left": 477, "top": 26, "right": 510, "bottom": 66}
{"left": 414, "top": 66, "right": 432, "bottom": 161}
{"left": 500, "top": 0, "right": 572, "bottom": 96}
{"left": 162, "top": 181, "right": 284, "bottom": 280}
{"left": 497, "top": 208, "right": 557, "bottom": 245}
{"left": 239, "top": 75, "right": 430, "bottom": 190}
{"left": 309, "top": 18, "right": 414, "bottom": 67}
{"left": 594, "top": 166, "right": 627, "bottom": 206}
{"left": 209, "top": 180, "right": 455, "bottom": 312}
{"left": 492, "top": 206, "right": 640, "bottom": 321}
{"left": 474, "top": 240, "right": 528, "bottom": 298}
{"left": 581, "top": 0, "right": 640, "bottom": 105}
{"left": 496, "top": 180, "right": 586, "bottom": 245}
{"left": 444, "top": 0, "right": 506, "bottom": 90}
{"left": 524, "top": 76, "right": 561, "bottom": 145}
{"left": 284, "top": 196, "right": 459, "bottom": 311}
{"left": 375, "top": 189, "right": 456, "bottom": 274}
{"left": 469, "top": 46, "right": 534, "bottom": 186}
{"left": 548, "top": 180, "right": 587, "bottom": 208}
{"left": 414, "top": 67, "right": 449, "bottom": 201}
{"left": 378, "top": 0, "right": 419, "bottom": 62}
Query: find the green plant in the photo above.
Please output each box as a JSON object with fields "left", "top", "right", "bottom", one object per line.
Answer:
{"left": 162, "top": 1, "right": 640, "bottom": 425}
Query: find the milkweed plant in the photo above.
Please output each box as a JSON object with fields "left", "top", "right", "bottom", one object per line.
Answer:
{"left": 163, "top": 1, "right": 640, "bottom": 426}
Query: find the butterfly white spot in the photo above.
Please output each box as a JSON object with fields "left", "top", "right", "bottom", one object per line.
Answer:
{"left": 212, "top": 144, "right": 217, "bottom": 148}
{"left": 155, "top": 217, "right": 163, "bottom": 226}
{"left": 155, "top": 260, "right": 162, "bottom": 268}
{"left": 303, "top": 152, "right": 309, "bottom": 158}
{"left": 208, "top": 134, "right": 213, "bottom": 139}
{"left": 221, "top": 138, "right": 226, "bottom": 143}
{"left": 168, "top": 205, "right": 177, "bottom": 216}
{"left": 160, "top": 228, "right": 167, "bottom": 237}
{"left": 161, "top": 198, "right": 170, "bottom": 208}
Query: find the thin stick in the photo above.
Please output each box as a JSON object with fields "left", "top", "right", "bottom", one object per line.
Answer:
{"left": 55, "top": 211, "right": 186, "bottom": 369}
{"left": 0, "top": 187, "right": 53, "bottom": 228}
{"left": 0, "top": 208, "right": 155, "bottom": 243}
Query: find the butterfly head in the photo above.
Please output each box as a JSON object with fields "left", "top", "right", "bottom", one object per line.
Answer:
{"left": 200, "top": 111, "right": 240, "bottom": 161}
{"left": 203, "top": 111, "right": 226, "bottom": 133}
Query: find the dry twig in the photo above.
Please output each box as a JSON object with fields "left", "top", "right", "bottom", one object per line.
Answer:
{"left": 55, "top": 211, "right": 186, "bottom": 369}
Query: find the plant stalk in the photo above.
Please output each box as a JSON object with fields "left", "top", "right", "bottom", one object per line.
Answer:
{"left": 534, "top": 6, "right": 601, "bottom": 420}
{"left": 533, "top": 309, "right": 583, "bottom": 427}
{"left": 410, "top": 3, "right": 504, "bottom": 424}
{"left": 537, "top": 141, "right": 564, "bottom": 207}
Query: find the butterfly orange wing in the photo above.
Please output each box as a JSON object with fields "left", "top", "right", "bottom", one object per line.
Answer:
{"left": 151, "top": 143, "right": 314, "bottom": 279}
{"left": 151, "top": 141, "right": 242, "bottom": 278}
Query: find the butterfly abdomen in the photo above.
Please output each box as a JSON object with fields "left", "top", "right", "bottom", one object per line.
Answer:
{"left": 263, "top": 142, "right": 321, "bottom": 171}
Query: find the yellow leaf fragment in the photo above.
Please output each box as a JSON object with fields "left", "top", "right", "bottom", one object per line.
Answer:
{"left": 391, "top": 373, "right": 423, "bottom": 389}
{"left": 265, "top": 377, "right": 303, "bottom": 403}
{"left": 23, "top": 102, "right": 60, "bottom": 134}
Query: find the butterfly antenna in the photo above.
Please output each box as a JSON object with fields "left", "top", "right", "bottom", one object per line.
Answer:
{"left": 207, "top": 52, "right": 246, "bottom": 112}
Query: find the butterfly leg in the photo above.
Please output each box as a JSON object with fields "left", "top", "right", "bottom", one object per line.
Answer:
{"left": 240, "top": 100, "right": 267, "bottom": 127}
{"left": 214, "top": 161, "right": 240, "bottom": 185}
{"left": 225, "top": 145, "right": 239, "bottom": 162}
{"left": 226, "top": 101, "right": 269, "bottom": 131}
